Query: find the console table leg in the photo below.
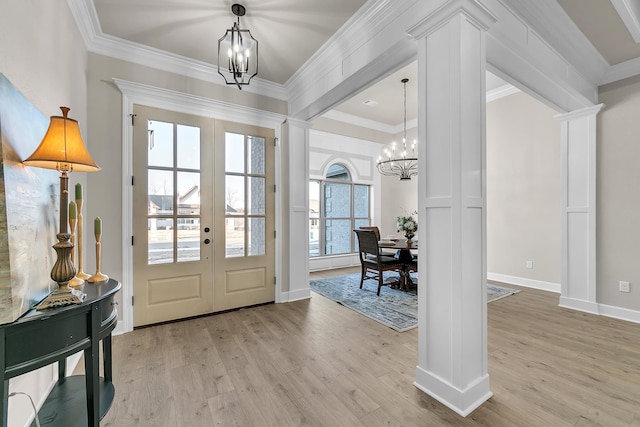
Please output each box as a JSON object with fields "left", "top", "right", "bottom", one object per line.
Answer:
{"left": 103, "top": 335, "right": 113, "bottom": 382}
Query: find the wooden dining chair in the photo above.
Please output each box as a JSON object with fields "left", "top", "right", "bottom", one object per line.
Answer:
{"left": 354, "top": 229, "right": 404, "bottom": 296}
{"left": 359, "top": 225, "right": 395, "bottom": 256}
{"left": 359, "top": 226, "right": 381, "bottom": 240}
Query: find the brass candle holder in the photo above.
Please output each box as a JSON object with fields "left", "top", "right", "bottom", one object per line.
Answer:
{"left": 75, "top": 198, "right": 90, "bottom": 280}
{"left": 68, "top": 204, "right": 84, "bottom": 288}
{"left": 88, "top": 217, "right": 108, "bottom": 283}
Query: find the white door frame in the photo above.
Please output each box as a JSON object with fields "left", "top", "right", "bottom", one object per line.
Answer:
{"left": 113, "top": 78, "right": 286, "bottom": 334}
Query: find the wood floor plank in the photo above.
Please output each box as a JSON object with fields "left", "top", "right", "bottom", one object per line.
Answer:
{"left": 96, "top": 267, "right": 640, "bottom": 426}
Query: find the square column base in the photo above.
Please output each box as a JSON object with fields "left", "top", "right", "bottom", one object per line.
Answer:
{"left": 414, "top": 365, "right": 493, "bottom": 417}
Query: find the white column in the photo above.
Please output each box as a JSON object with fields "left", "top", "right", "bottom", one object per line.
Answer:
{"left": 408, "top": 0, "right": 496, "bottom": 417}
{"left": 281, "top": 118, "right": 311, "bottom": 302}
{"left": 556, "top": 104, "right": 604, "bottom": 313}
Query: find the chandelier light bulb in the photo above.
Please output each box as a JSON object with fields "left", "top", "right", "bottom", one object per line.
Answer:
{"left": 217, "top": 3, "right": 258, "bottom": 89}
{"left": 376, "top": 78, "right": 418, "bottom": 180}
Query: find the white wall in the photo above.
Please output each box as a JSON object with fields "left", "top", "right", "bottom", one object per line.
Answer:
{"left": 308, "top": 129, "right": 382, "bottom": 271}
{"left": 0, "top": 1, "right": 88, "bottom": 425}
{"left": 486, "top": 92, "right": 561, "bottom": 290}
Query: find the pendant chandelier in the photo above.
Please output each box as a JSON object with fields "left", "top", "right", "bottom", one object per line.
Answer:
{"left": 218, "top": 4, "right": 258, "bottom": 90}
{"left": 377, "top": 78, "right": 418, "bottom": 180}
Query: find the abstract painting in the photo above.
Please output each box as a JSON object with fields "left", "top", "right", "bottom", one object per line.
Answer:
{"left": 0, "top": 73, "right": 59, "bottom": 324}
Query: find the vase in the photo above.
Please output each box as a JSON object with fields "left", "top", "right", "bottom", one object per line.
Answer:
{"left": 404, "top": 233, "right": 414, "bottom": 247}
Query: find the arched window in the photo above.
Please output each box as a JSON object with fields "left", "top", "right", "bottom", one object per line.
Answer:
{"left": 309, "top": 163, "right": 370, "bottom": 256}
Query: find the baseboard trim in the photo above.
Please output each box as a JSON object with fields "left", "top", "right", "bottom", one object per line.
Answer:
{"left": 597, "top": 303, "right": 640, "bottom": 324}
{"left": 487, "top": 272, "right": 561, "bottom": 293}
{"left": 558, "top": 296, "right": 600, "bottom": 314}
{"left": 284, "top": 288, "right": 311, "bottom": 302}
{"left": 414, "top": 366, "right": 493, "bottom": 417}
{"left": 487, "top": 273, "right": 640, "bottom": 322}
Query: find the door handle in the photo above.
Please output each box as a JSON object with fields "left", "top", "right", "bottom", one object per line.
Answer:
{"left": 204, "top": 238, "right": 211, "bottom": 244}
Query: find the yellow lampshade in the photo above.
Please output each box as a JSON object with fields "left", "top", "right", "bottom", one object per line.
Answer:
{"left": 23, "top": 107, "right": 100, "bottom": 172}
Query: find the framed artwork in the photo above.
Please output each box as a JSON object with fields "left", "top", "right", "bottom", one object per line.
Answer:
{"left": 0, "top": 73, "right": 59, "bottom": 323}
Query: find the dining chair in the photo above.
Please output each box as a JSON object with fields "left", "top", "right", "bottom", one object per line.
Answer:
{"left": 359, "top": 225, "right": 395, "bottom": 256}
{"left": 359, "top": 226, "right": 381, "bottom": 240}
{"left": 354, "top": 229, "right": 404, "bottom": 296}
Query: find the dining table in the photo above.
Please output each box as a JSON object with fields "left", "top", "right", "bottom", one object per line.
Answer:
{"left": 378, "top": 239, "right": 417, "bottom": 291}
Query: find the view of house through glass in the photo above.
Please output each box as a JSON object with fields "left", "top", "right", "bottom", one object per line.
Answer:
{"left": 225, "top": 132, "right": 267, "bottom": 258}
{"left": 147, "top": 120, "right": 201, "bottom": 264}
{"left": 309, "top": 163, "right": 370, "bottom": 256}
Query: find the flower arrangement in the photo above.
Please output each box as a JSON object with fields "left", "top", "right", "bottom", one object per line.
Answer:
{"left": 397, "top": 210, "right": 418, "bottom": 240}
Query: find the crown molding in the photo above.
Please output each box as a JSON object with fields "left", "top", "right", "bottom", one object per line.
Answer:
{"left": 321, "top": 110, "right": 396, "bottom": 134}
{"left": 610, "top": 0, "right": 640, "bottom": 44}
{"left": 601, "top": 56, "right": 640, "bottom": 85}
{"left": 486, "top": 83, "right": 520, "bottom": 102}
{"left": 68, "top": 0, "right": 640, "bottom": 110}
{"left": 286, "top": 0, "right": 398, "bottom": 88}
{"left": 112, "top": 78, "right": 286, "bottom": 128}
{"left": 500, "top": 0, "right": 609, "bottom": 85}
{"left": 66, "top": 0, "right": 287, "bottom": 101}
{"left": 324, "top": 82, "right": 518, "bottom": 131}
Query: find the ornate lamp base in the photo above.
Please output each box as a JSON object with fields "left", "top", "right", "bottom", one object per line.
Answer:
{"left": 36, "top": 232, "right": 86, "bottom": 310}
{"left": 35, "top": 285, "right": 86, "bottom": 310}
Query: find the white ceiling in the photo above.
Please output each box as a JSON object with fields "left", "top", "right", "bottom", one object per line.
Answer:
{"left": 87, "top": 0, "right": 640, "bottom": 129}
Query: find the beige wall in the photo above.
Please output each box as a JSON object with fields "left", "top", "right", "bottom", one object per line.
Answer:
{"left": 0, "top": 1, "right": 88, "bottom": 425}
{"left": 486, "top": 92, "right": 561, "bottom": 285}
{"left": 598, "top": 76, "right": 640, "bottom": 310}
{"left": 380, "top": 175, "right": 417, "bottom": 238}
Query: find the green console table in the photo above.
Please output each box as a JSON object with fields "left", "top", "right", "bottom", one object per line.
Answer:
{"left": 0, "top": 279, "right": 121, "bottom": 427}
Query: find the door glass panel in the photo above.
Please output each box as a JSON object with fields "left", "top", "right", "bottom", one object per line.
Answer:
{"left": 177, "top": 171, "right": 200, "bottom": 216}
{"left": 248, "top": 177, "right": 265, "bottom": 214}
{"left": 247, "top": 136, "right": 265, "bottom": 174}
{"left": 226, "top": 217, "right": 245, "bottom": 257}
{"left": 224, "top": 131, "right": 268, "bottom": 259}
{"left": 248, "top": 217, "right": 265, "bottom": 256}
{"left": 149, "top": 218, "right": 173, "bottom": 264}
{"left": 226, "top": 175, "right": 245, "bottom": 214}
{"left": 146, "top": 118, "right": 202, "bottom": 265}
{"left": 148, "top": 120, "right": 173, "bottom": 168}
{"left": 225, "top": 133, "right": 244, "bottom": 173}
{"left": 177, "top": 124, "right": 200, "bottom": 169}
{"left": 148, "top": 170, "right": 174, "bottom": 215}
{"left": 324, "top": 219, "right": 351, "bottom": 255}
{"left": 177, "top": 225, "right": 200, "bottom": 262}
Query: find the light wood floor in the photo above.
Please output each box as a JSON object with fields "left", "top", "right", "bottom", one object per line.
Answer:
{"left": 95, "top": 267, "right": 640, "bottom": 426}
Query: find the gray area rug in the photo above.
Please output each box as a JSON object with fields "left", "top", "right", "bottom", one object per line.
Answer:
{"left": 310, "top": 273, "right": 520, "bottom": 332}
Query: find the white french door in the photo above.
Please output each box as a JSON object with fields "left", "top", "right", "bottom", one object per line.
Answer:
{"left": 132, "top": 106, "right": 275, "bottom": 326}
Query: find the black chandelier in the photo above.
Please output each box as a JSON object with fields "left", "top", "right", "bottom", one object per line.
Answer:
{"left": 377, "top": 78, "right": 418, "bottom": 180}
{"left": 218, "top": 4, "right": 258, "bottom": 90}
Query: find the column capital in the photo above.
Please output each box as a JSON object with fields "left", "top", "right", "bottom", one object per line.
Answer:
{"left": 284, "top": 117, "right": 312, "bottom": 130}
{"left": 407, "top": 0, "right": 497, "bottom": 39}
{"left": 554, "top": 103, "right": 605, "bottom": 122}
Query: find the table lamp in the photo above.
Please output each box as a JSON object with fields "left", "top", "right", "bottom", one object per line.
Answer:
{"left": 23, "top": 106, "right": 100, "bottom": 310}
